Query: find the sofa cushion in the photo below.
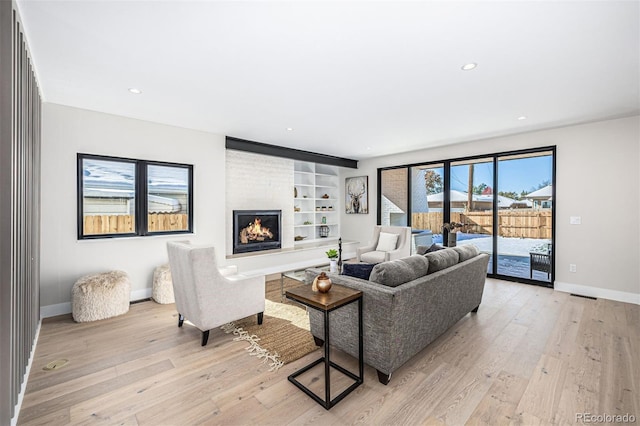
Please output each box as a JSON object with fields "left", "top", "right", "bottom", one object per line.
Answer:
{"left": 425, "top": 248, "right": 460, "bottom": 273}
{"left": 370, "top": 255, "right": 430, "bottom": 287}
{"left": 453, "top": 245, "right": 480, "bottom": 262}
{"left": 417, "top": 244, "right": 446, "bottom": 255}
{"left": 342, "top": 263, "right": 376, "bottom": 280}
{"left": 360, "top": 250, "right": 387, "bottom": 264}
{"left": 376, "top": 232, "right": 399, "bottom": 252}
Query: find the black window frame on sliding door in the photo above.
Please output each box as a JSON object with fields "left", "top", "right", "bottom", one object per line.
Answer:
{"left": 377, "top": 146, "right": 556, "bottom": 288}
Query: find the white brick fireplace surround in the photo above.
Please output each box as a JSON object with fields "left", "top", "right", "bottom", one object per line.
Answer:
{"left": 225, "top": 150, "right": 356, "bottom": 275}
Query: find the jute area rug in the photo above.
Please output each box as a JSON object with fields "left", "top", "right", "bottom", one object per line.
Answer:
{"left": 221, "top": 278, "right": 318, "bottom": 371}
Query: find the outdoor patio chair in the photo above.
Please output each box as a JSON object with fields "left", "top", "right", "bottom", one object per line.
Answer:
{"left": 530, "top": 251, "right": 551, "bottom": 279}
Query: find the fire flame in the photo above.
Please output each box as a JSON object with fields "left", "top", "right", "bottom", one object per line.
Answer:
{"left": 240, "top": 218, "right": 273, "bottom": 244}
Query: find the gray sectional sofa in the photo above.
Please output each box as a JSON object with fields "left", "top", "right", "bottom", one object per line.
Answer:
{"left": 305, "top": 245, "right": 489, "bottom": 385}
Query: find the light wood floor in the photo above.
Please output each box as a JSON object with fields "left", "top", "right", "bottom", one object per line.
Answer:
{"left": 19, "top": 278, "right": 639, "bottom": 425}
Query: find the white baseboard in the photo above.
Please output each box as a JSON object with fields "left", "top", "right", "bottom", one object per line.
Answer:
{"left": 12, "top": 319, "right": 41, "bottom": 426}
{"left": 40, "top": 302, "right": 72, "bottom": 318}
{"left": 40, "top": 288, "right": 154, "bottom": 318}
{"left": 555, "top": 281, "right": 640, "bottom": 305}
{"left": 131, "top": 288, "right": 152, "bottom": 302}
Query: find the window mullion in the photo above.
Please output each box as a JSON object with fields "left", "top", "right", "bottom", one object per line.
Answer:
{"left": 137, "top": 162, "right": 147, "bottom": 236}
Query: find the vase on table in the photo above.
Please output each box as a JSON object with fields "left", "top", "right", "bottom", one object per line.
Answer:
{"left": 329, "top": 259, "right": 337, "bottom": 273}
{"left": 315, "top": 272, "right": 332, "bottom": 293}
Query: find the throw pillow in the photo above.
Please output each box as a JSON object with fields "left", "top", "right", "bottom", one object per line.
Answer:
{"left": 416, "top": 244, "right": 445, "bottom": 255}
{"left": 427, "top": 244, "right": 446, "bottom": 253}
{"left": 342, "top": 263, "right": 376, "bottom": 280}
{"left": 453, "top": 245, "right": 480, "bottom": 262}
{"left": 376, "top": 232, "right": 399, "bottom": 252}
{"left": 369, "top": 255, "right": 429, "bottom": 287}
{"left": 425, "top": 249, "right": 459, "bottom": 274}
{"left": 416, "top": 245, "right": 429, "bottom": 255}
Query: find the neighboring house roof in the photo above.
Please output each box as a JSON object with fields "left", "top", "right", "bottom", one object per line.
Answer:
{"left": 427, "top": 191, "right": 532, "bottom": 208}
{"left": 526, "top": 184, "right": 553, "bottom": 199}
{"left": 83, "top": 159, "right": 187, "bottom": 197}
{"left": 148, "top": 195, "right": 182, "bottom": 213}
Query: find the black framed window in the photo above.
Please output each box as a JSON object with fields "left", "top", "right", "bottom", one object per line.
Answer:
{"left": 78, "top": 153, "right": 193, "bottom": 239}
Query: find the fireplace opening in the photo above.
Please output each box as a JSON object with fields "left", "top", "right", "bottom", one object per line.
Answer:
{"left": 233, "top": 210, "right": 281, "bottom": 254}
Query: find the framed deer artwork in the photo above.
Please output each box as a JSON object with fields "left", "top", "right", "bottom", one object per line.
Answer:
{"left": 345, "top": 176, "right": 368, "bottom": 214}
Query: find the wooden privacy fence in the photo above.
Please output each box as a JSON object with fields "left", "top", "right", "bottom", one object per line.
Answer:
{"left": 84, "top": 213, "right": 189, "bottom": 235}
{"left": 412, "top": 210, "right": 552, "bottom": 239}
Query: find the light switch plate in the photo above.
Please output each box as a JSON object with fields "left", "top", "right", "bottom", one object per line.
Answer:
{"left": 570, "top": 216, "right": 581, "bottom": 225}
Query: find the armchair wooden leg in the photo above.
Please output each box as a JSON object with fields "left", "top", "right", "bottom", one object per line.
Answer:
{"left": 178, "top": 314, "right": 184, "bottom": 327}
{"left": 471, "top": 305, "right": 479, "bottom": 313}
{"left": 201, "top": 330, "right": 210, "bottom": 346}
{"left": 257, "top": 312, "right": 264, "bottom": 325}
{"left": 313, "top": 336, "right": 324, "bottom": 347}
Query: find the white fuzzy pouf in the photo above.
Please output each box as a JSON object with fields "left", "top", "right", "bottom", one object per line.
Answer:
{"left": 152, "top": 264, "right": 174, "bottom": 304}
{"left": 72, "top": 270, "right": 131, "bottom": 322}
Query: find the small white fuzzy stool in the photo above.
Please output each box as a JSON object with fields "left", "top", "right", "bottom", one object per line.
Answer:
{"left": 152, "top": 264, "right": 174, "bottom": 304}
{"left": 72, "top": 271, "right": 131, "bottom": 322}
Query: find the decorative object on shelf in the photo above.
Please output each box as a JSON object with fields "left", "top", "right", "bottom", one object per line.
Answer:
{"left": 294, "top": 186, "right": 298, "bottom": 198}
{"left": 321, "top": 216, "right": 327, "bottom": 224}
{"left": 314, "top": 272, "right": 332, "bottom": 293}
{"left": 303, "top": 220, "right": 312, "bottom": 225}
{"left": 294, "top": 206, "right": 301, "bottom": 212}
{"left": 319, "top": 225, "right": 329, "bottom": 238}
{"left": 321, "top": 206, "right": 327, "bottom": 211}
{"left": 346, "top": 176, "right": 368, "bottom": 214}
{"left": 303, "top": 195, "right": 308, "bottom": 198}
{"left": 316, "top": 206, "right": 320, "bottom": 211}
{"left": 321, "top": 193, "right": 330, "bottom": 199}
{"left": 328, "top": 206, "right": 333, "bottom": 210}
{"left": 294, "top": 235, "right": 307, "bottom": 241}
{"left": 326, "top": 248, "right": 338, "bottom": 272}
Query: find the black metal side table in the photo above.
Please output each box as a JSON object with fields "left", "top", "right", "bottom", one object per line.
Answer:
{"left": 285, "top": 284, "right": 363, "bottom": 410}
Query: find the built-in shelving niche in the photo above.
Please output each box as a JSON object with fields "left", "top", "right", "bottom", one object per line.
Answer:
{"left": 293, "top": 161, "right": 340, "bottom": 246}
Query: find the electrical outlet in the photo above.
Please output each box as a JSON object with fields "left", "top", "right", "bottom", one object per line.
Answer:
{"left": 570, "top": 216, "right": 582, "bottom": 225}
{"left": 569, "top": 264, "right": 577, "bottom": 273}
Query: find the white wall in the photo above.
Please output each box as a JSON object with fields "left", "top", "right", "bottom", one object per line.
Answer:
{"left": 341, "top": 116, "right": 640, "bottom": 304}
{"left": 40, "top": 104, "right": 227, "bottom": 316}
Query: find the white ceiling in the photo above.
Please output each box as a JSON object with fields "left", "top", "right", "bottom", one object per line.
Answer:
{"left": 17, "top": 1, "right": 640, "bottom": 160}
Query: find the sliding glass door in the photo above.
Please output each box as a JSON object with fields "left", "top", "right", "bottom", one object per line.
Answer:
{"left": 378, "top": 147, "right": 555, "bottom": 287}
{"left": 497, "top": 151, "right": 554, "bottom": 282}
{"left": 450, "top": 158, "right": 494, "bottom": 273}
{"left": 410, "top": 164, "right": 444, "bottom": 251}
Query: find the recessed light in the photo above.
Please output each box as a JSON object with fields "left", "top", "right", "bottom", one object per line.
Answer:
{"left": 286, "top": 127, "right": 294, "bottom": 131}
{"left": 517, "top": 116, "right": 527, "bottom": 120}
{"left": 461, "top": 63, "right": 477, "bottom": 71}
{"left": 128, "top": 88, "right": 142, "bottom": 94}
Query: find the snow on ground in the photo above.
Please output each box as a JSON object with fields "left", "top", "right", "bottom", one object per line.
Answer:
{"left": 433, "top": 233, "right": 551, "bottom": 257}
{"left": 459, "top": 235, "right": 551, "bottom": 257}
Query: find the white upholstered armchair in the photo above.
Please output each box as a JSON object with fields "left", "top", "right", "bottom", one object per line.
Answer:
{"left": 166, "top": 241, "right": 265, "bottom": 346}
{"left": 356, "top": 226, "right": 412, "bottom": 264}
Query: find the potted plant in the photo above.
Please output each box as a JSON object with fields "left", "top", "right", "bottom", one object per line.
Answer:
{"left": 326, "top": 248, "right": 338, "bottom": 272}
